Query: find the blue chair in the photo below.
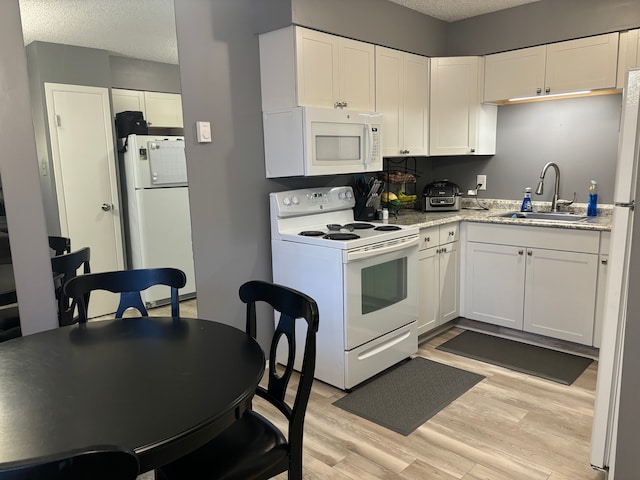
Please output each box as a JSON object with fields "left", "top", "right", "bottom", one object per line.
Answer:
{"left": 157, "top": 280, "right": 319, "bottom": 480}
{"left": 63, "top": 267, "right": 187, "bottom": 321}
{"left": 0, "top": 445, "right": 138, "bottom": 479}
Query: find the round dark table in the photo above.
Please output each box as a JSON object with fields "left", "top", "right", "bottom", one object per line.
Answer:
{"left": 0, "top": 317, "right": 265, "bottom": 473}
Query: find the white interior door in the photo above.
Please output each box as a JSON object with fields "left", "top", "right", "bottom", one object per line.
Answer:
{"left": 45, "top": 83, "right": 124, "bottom": 318}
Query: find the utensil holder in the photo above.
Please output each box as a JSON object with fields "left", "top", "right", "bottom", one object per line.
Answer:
{"left": 354, "top": 196, "right": 376, "bottom": 221}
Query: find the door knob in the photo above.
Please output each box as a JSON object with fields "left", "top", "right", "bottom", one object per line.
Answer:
{"left": 101, "top": 203, "right": 113, "bottom": 211}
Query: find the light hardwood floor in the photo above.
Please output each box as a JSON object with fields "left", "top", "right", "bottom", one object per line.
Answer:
{"left": 262, "top": 327, "right": 605, "bottom": 480}
{"left": 129, "top": 302, "right": 603, "bottom": 479}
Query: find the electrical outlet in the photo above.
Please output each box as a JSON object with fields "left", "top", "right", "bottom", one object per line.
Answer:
{"left": 476, "top": 174, "right": 487, "bottom": 191}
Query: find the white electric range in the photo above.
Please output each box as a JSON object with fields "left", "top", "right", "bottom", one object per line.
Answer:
{"left": 270, "top": 186, "right": 419, "bottom": 390}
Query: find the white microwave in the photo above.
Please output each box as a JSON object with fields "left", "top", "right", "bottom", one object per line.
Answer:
{"left": 263, "top": 106, "right": 382, "bottom": 177}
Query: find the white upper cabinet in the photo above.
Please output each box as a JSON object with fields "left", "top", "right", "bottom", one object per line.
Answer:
{"left": 484, "top": 32, "right": 619, "bottom": 102}
{"left": 618, "top": 29, "right": 640, "bottom": 88}
{"left": 375, "top": 46, "right": 428, "bottom": 157}
{"left": 484, "top": 46, "right": 546, "bottom": 102}
{"left": 112, "top": 88, "right": 145, "bottom": 115}
{"left": 259, "top": 26, "right": 375, "bottom": 112}
{"left": 111, "top": 89, "right": 183, "bottom": 128}
{"left": 429, "top": 56, "right": 497, "bottom": 156}
{"left": 142, "top": 92, "right": 183, "bottom": 128}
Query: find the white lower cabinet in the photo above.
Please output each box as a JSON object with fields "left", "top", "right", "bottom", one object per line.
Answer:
{"left": 418, "top": 223, "right": 460, "bottom": 336}
{"left": 464, "top": 223, "right": 600, "bottom": 346}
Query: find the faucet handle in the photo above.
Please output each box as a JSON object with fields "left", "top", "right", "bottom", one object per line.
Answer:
{"left": 556, "top": 192, "right": 577, "bottom": 208}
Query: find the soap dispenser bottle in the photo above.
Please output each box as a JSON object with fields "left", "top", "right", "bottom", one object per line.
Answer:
{"left": 521, "top": 187, "right": 533, "bottom": 212}
{"left": 588, "top": 180, "right": 598, "bottom": 216}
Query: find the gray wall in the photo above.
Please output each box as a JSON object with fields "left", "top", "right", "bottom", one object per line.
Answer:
{"left": 428, "top": 94, "right": 622, "bottom": 204}
{"left": 291, "top": 0, "right": 449, "bottom": 56}
{"left": 0, "top": 1, "right": 58, "bottom": 334}
{"left": 110, "top": 55, "right": 181, "bottom": 93}
{"left": 448, "top": 0, "right": 640, "bottom": 55}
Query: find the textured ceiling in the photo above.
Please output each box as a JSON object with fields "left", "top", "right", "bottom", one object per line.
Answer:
{"left": 18, "top": 0, "right": 542, "bottom": 66}
{"left": 19, "top": 0, "right": 179, "bottom": 64}
{"left": 387, "top": 0, "right": 542, "bottom": 22}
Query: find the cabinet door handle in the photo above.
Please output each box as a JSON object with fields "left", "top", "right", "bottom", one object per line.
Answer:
{"left": 602, "top": 259, "right": 608, "bottom": 265}
{"left": 442, "top": 247, "right": 447, "bottom": 253}
{"left": 470, "top": 148, "right": 476, "bottom": 153}
{"left": 527, "top": 250, "right": 533, "bottom": 256}
{"left": 536, "top": 88, "right": 542, "bottom": 95}
{"left": 518, "top": 250, "right": 524, "bottom": 255}
{"left": 449, "top": 231, "right": 455, "bottom": 237}
{"left": 426, "top": 237, "right": 430, "bottom": 242}
{"left": 545, "top": 87, "right": 551, "bottom": 94}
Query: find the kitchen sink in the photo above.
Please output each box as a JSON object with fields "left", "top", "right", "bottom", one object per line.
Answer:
{"left": 495, "top": 211, "right": 589, "bottom": 222}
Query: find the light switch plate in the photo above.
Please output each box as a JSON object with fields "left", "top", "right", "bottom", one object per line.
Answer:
{"left": 196, "top": 121, "right": 212, "bottom": 143}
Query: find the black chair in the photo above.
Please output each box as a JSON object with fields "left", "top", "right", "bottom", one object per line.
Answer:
{"left": 48, "top": 236, "right": 71, "bottom": 256}
{"left": 0, "top": 306, "right": 21, "bottom": 343}
{"left": 63, "top": 267, "right": 187, "bottom": 322}
{"left": 50, "top": 247, "right": 91, "bottom": 327}
{"left": 157, "top": 280, "right": 319, "bottom": 480}
{"left": 0, "top": 445, "right": 138, "bottom": 479}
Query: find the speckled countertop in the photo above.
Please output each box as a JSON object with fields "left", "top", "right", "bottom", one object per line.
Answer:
{"left": 385, "top": 198, "right": 612, "bottom": 231}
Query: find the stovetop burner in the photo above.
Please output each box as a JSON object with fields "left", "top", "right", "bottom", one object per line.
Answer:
{"left": 323, "top": 233, "right": 360, "bottom": 240}
{"left": 344, "top": 222, "right": 375, "bottom": 230}
{"left": 299, "top": 231, "right": 325, "bottom": 237}
{"left": 374, "top": 225, "right": 402, "bottom": 231}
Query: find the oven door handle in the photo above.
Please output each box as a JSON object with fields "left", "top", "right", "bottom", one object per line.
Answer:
{"left": 345, "top": 236, "right": 419, "bottom": 262}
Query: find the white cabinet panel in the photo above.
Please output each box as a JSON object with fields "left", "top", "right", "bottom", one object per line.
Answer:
{"left": 617, "top": 29, "right": 640, "bottom": 88}
{"left": 439, "top": 241, "right": 460, "bottom": 324}
{"left": 418, "top": 246, "right": 438, "bottom": 335}
{"left": 484, "top": 46, "right": 546, "bottom": 102}
{"left": 465, "top": 242, "right": 526, "bottom": 329}
{"left": 545, "top": 33, "right": 618, "bottom": 95}
{"left": 484, "top": 33, "right": 619, "bottom": 102}
{"left": 143, "top": 91, "right": 183, "bottom": 128}
{"left": 261, "top": 26, "right": 375, "bottom": 112}
{"left": 296, "top": 28, "right": 338, "bottom": 109}
{"left": 465, "top": 224, "right": 600, "bottom": 346}
{"left": 375, "top": 46, "right": 428, "bottom": 157}
{"left": 430, "top": 56, "right": 496, "bottom": 156}
{"left": 112, "top": 88, "right": 145, "bottom": 115}
{"left": 523, "top": 248, "right": 597, "bottom": 345}
{"left": 111, "top": 89, "right": 183, "bottom": 128}
{"left": 418, "top": 223, "right": 460, "bottom": 336}
{"left": 338, "top": 37, "right": 375, "bottom": 111}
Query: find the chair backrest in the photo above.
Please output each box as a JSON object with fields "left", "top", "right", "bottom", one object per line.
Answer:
{"left": 48, "top": 236, "right": 71, "bottom": 256}
{"left": 50, "top": 247, "right": 91, "bottom": 326}
{"left": 64, "top": 268, "right": 187, "bottom": 322}
{"left": 0, "top": 445, "right": 138, "bottom": 479}
{"left": 240, "top": 280, "right": 319, "bottom": 473}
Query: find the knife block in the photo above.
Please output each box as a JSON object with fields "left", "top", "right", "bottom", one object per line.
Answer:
{"left": 354, "top": 196, "right": 376, "bottom": 221}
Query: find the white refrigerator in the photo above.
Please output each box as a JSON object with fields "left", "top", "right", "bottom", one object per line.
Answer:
{"left": 590, "top": 68, "right": 640, "bottom": 478}
{"left": 121, "top": 134, "right": 196, "bottom": 306}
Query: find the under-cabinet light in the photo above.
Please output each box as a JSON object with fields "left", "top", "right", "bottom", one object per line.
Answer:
{"left": 508, "top": 90, "right": 591, "bottom": 102}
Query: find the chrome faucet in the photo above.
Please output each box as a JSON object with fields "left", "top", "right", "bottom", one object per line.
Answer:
{"left": 535, "top": 162, "right": 575, "bottom": 212}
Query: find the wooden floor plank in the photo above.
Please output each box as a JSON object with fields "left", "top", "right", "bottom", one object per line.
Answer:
{"left": 135, "top": 304, "right": 606, "bottom": 480}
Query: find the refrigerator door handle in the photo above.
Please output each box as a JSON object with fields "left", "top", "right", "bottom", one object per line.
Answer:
{"left": 614, "top": 201, "right": 635, "bottom": 210}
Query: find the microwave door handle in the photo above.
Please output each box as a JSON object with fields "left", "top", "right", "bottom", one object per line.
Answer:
{"left": 364, "top": 123, "right": 373, "bottom": 165}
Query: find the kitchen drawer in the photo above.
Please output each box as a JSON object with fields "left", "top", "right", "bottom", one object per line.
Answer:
{"left": 466, "top": 223, "right": 600, "bottom": 253}
{"left": 440, "top": 223, "right": 459, "bottom": 244}
{"left": 419, "top": 226, "right": 439, "bottom": 251}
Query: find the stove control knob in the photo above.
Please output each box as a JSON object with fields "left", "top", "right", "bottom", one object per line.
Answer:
{"left": 292, "top": 196, "right": 299, "bottom": 205}
{"left": 283, "top": 197, "right": 291, "bottom": 206}
{"left": 346, "top": 190, "right": 353, "bottom": 199}
{"left": 338, "top": 191, "right": 346, "bottom": 199}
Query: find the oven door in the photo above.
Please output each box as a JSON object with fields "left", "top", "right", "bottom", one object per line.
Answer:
{"left": 343, "top": 236, "right": 418, "bottom": 350}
